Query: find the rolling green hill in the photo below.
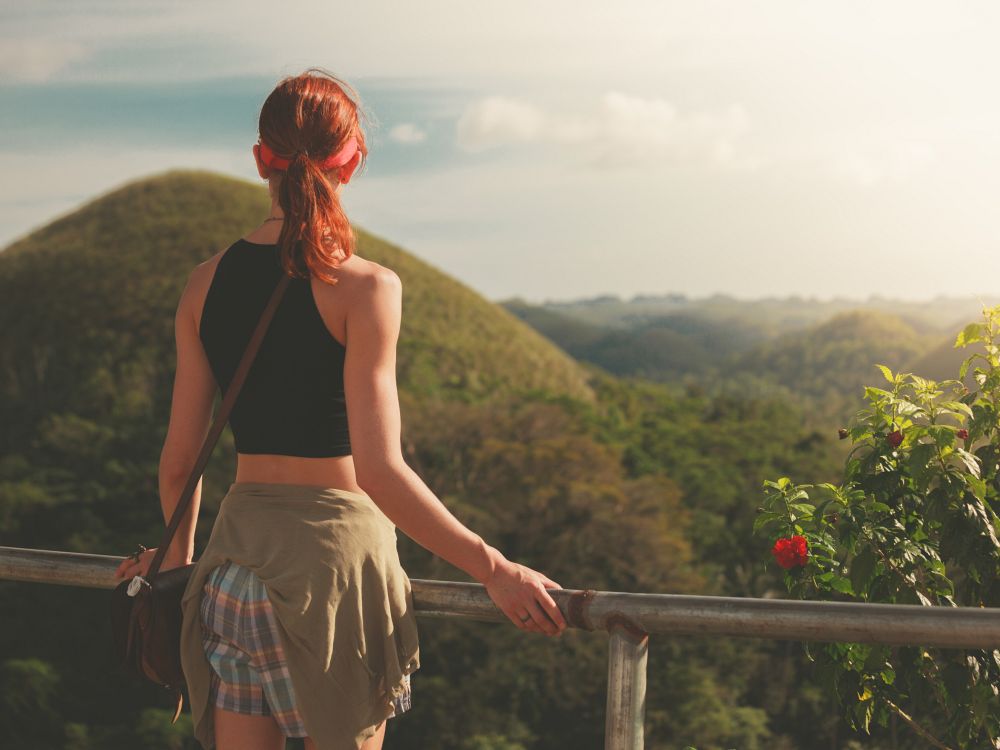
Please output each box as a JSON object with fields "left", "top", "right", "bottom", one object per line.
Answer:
{"left": 504, "top": 298, "right": 950, "bottom": 419}
{"left": 530, "top": 291, "right": 994, "bottom": 337}
{"left": 731, "top": 309, "right": 937, "bottom": 416}
{"left": 0, "top": 170, "right": 593, "bottom": 451}
{"left": 503, "top": 299, "right": 766, "bottom": 380}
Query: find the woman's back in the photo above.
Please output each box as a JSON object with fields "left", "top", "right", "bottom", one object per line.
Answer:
{"left": 188, "top": 223, "right": 390, "bottom": 491}
{"left": 198, "top": 237, "right": 351, "bottom": 458}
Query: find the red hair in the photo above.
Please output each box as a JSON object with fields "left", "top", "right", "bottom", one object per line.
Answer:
{"left": 258, "top": 68, "right": 370, "bottom": 285}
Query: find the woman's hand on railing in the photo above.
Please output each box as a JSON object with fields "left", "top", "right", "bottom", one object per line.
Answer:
{"left": 112, "top": 547, "right": 189, "bottom": 582}
{"left": 481, "top": 556, "right": 568, "bottom": 637}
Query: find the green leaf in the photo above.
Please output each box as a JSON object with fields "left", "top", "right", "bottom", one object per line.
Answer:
{"left": 864, "top": 386, "right": 893, "bottom": 401}
{"left": 965, "top": 500, "right": 1000, "bottom": 549}
{"left": 956, "top": 322, "right": 987, "bottom": 348}
{"left": 850, "top": 547, "right": 878, "bottom": 598}
{"left": 852, "top": 697, "right": 874, "bottom": 735}
{"left": 813, "top": 498, "right": 833, "bottom": 519}
{"left": 753, "top": 511, "right": 782, "bottom": 534}
{"left": 960, "top": 353, "right": 978, "bottom": 380}
{"left": 863, "top": 644, "right": 889, "bottom": 671}
{"left": 830, "top": 576, "right": 854, "bottom": 595}
{"left": 908, "top": 442, "right": 937, "bottom": 487}
{"left": 939, "top": 400, "right": 974, "bottom": 418}
{"left": 928, "top": 425, "right": 955, "bottom": 449}
{"left": 967, "top": 475, "right": 987, "bottom": 501}
{"left": 875, "top": 364, "right": 895, "bottom": 384}
{"left": 955, "top": 447, "right": 982, "bottom": 478}
{"left": 894, "top": 399, "right": 924, "bottom": 417}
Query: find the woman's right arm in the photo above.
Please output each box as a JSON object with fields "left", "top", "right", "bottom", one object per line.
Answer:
{"left": 343, "top": 267, "right": 567, "bottom": 637}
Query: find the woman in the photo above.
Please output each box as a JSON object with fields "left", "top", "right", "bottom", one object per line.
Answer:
{"left": 112, "top": 68, "right": 567, "bottom": 750}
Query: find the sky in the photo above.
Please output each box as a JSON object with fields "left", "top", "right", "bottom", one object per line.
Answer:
{"left": 3, "top": 1, "right": 1000, "bottom": 303}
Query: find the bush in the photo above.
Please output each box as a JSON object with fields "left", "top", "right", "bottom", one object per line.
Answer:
{"left": 755, "top": 307, "right": 1000, "bottom": 748}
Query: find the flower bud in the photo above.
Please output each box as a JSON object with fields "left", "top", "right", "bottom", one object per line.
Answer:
{"left": 957, "top": 428, "right": 969, "bottom": 440}
{"left": 887, "top": 430, "right": 903, "bottom": 448}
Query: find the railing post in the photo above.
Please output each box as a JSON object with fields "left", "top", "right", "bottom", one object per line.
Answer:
{"left": 604, "top": 618, "right": 648, "bottom": 750}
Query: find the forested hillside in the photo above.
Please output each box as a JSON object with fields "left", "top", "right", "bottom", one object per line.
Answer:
{"left": 506, "top": 298, "right": 971, "bottom": 426}
{"left": 731, "top": 310, "right": 938, "bottom": 419}
{"left": 518, "top": 292, "right": 992, "bottom": 336}
{"left": 0, "top": 171, "right": 943, "bottom": 749}
{"left": 504, "top": 300, "right": 765, "bottom": 381}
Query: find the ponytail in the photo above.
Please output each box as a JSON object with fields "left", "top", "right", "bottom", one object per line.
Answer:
{"left": 275, "top": 150, "right": 355, "bottom": 286}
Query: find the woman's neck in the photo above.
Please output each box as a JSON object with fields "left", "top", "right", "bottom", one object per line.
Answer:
{"left": 243, "top": 209, "right": 285, "bottom": 244}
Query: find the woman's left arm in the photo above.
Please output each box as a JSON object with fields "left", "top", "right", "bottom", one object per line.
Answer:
{"left": 156, "top": 265, "right": 217, "bottom": 565}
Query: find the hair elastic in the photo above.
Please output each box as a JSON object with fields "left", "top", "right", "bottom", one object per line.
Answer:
{"left": 259, "top": 136, "right": 359, "bottom": 172}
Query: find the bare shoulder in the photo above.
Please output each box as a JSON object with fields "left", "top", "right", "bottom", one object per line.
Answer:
{"left": 330, "top": 254, "right": 401, "bottom": 304}
{"left": 190, "top": 249, "right": 226, "bottom": 285}
{"left": 181, "top": 248, "right": 226, "bottom": 323}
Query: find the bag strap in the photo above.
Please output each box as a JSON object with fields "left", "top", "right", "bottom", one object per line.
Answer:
{"left": 144, "top": 273, "right": 292, "bottom": 581}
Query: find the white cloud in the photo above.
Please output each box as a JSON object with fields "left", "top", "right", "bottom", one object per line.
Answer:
{"left": 455, "top": 92, "right": 754, "bottom": 170}
{"left": 829, "top": 141, "right": 936, "bottom": 187}
{"left": 456, "top": 96, "right": 546, "bottom": 151}
{"left": 591, "top": 93, "right": 751, "bottom": 168}
{"left": 387, "top": 123, "right": 428, "bottom": 144}
{"left": 0, "top": 38, "right": 91, "bottom": 83}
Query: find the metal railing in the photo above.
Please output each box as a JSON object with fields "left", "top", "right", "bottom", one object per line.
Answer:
{"left": 2, "top": 545, "right": 999, "bottom": 750}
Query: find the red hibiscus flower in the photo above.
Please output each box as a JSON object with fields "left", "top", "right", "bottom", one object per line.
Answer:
{"left": 887, "top": 430, "right": 903, "bottom": 448}
{"left": 957, "top": 429, "right": 969, "bottom": 440}
{"left": 771, "top": 535, "right": 809, "bottom": 569}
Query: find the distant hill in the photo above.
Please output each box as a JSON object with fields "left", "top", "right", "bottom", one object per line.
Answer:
{"left": 503, "top": 300, "right": 765, "bottom": 380}
{"left": 505, "top": 292, "right": 994, "bottom": 404}
{"left": 502, "top": 298, "right": 608, "bottom": 352}
{"left": 525, "top": 292, "right": 996, "bottom": 336}
{"left": 506, "top": 296, "right": 957, "bottom": 420}
{"left": 906, "top": 329, "right": 986, "bottom": 389}
{"left": 0, "top": 170, "right": 593, "bottom": 452}
{"left": 731, "top": 310, "right": 936, "bottom": 413}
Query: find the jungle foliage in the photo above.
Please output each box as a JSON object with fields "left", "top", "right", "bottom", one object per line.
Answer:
{"left": 756, "top": 309, "right": 1000, "bottom": 749}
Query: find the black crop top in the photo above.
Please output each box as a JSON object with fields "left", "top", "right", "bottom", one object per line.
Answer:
{"left": 198, "top": 239, "right": 351, "bottom": 457}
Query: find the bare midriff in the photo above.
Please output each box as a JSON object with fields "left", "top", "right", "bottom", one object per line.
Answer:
{"left": 234, "top": 453, "right": 364, "bottom": 494}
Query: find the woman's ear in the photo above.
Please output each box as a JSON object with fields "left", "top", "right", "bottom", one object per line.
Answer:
{"left": 252, "top": 143, "right": 270, "bottom": 180}
{"left": 337, "top": 149, "right": 362, "bottom": 185}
